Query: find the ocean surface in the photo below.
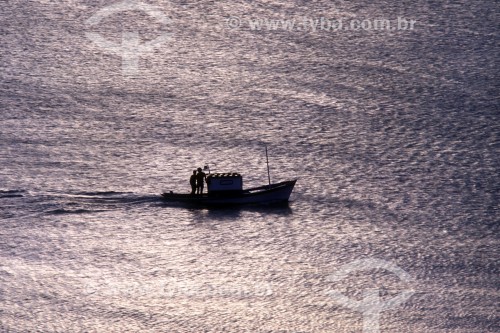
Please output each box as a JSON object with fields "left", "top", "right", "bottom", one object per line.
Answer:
{"left": 0, "top": 1, "right": 498, "bottom": 332}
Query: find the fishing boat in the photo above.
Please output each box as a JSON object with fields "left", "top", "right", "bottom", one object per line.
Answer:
{"left": 161, "top": 176, "right": 296, "bottom": 206}
{"left": 161, "top": 147, "right": 297, "bottom": 206}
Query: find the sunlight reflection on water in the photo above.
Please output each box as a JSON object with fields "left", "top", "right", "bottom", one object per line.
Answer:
{"left": 0, "top": 0, "right": 498, "bottom": 332}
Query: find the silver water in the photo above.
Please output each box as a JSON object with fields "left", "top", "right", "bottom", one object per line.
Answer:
{"left": 1, "top": 1, "right": 498, "bottom": 332}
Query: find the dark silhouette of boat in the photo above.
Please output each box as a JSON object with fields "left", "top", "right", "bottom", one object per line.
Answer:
{"left": 161, "top": 147, "right": 296, "bottom": 206}
{"left": 161, "top": 178, "right": 297, "bottom": 206}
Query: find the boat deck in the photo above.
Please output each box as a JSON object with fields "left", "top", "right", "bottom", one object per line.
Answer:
{"left": 161, "top": 179, "right": 297, "bottom": 206}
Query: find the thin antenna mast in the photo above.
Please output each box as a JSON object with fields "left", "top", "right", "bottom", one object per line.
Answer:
{"left": 265, "top": 145, "right": 271, "bottom": 186}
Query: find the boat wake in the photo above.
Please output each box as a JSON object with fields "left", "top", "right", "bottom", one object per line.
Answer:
{"left": 45, "top": 208, "right": 106, "bottom": 215}
{"left": 0, "top": 190, "right": 163, "bottom": 220}
{"left": 0, "top": 189, "right": 26, "bottom": 198}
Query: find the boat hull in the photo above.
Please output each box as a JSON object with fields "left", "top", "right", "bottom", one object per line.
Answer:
{"left": 161, "top": 180, "right": 297, "bottom": 206}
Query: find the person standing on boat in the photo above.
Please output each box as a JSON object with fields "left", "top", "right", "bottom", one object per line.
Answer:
{"left": 189, "top": 170, "right": 197, "bottom": 195}
{"left": 196, "top": 167, "right": 206, "bottom": 195}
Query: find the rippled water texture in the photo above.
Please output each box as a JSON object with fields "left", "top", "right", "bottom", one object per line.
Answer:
{"left": 0, "top": 1, "right": 498, "bottom": 332}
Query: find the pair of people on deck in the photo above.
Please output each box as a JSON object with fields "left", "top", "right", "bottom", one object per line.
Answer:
{"left": 190, "top": 167, "right": 206, "bottom": 195}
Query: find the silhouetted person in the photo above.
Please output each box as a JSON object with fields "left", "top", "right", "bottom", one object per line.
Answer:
{"left": 196, "top": 167, "right": 206, "bottom": 195}
{"left": 189, "top": 170, "right": 197, "bottom": 195}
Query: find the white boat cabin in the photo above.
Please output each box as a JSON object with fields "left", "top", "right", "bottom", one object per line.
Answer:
{"left": 206, "top": 173, "right": 243, "bottom": 193}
